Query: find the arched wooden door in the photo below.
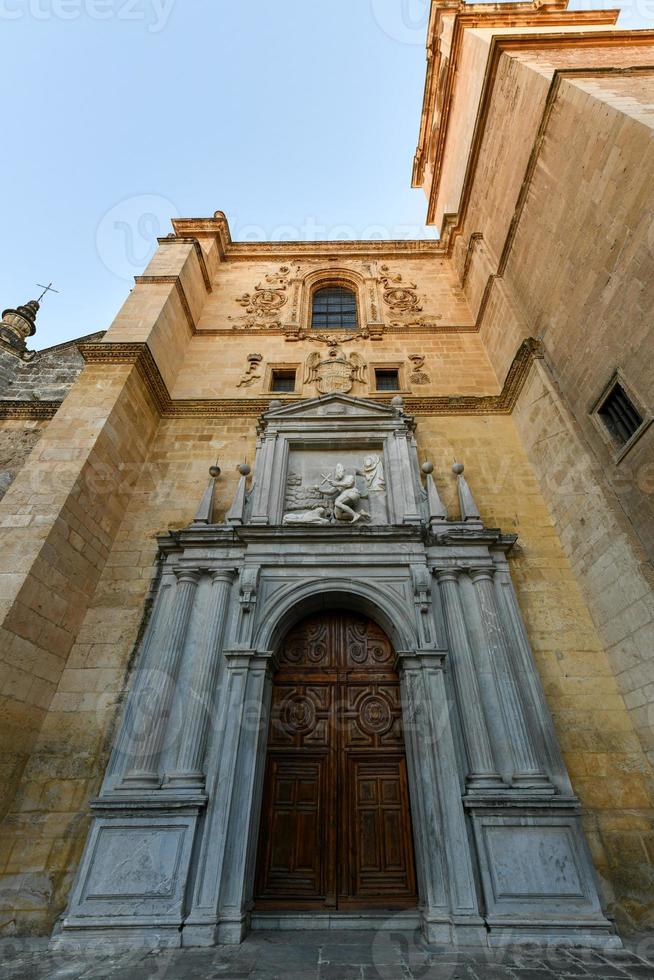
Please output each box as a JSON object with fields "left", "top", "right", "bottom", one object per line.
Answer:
{"left": 254, "top": 611, "right": 418, "bottom": 910}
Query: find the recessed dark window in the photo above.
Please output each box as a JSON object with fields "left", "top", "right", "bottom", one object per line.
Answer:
{"left": 375, "top": 369, "right": 400, "bottom": 392}
{"left": 271, "top": 370, "right": 296, "bottom": 393}
{"left": 312, "top": 286, "right": 357, "bottom": 331}
{"left": 598, "top": 382, "right": 643, "bottom": 446}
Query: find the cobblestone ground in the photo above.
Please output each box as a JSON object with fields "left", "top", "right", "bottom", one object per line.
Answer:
{"left": 2, "top": 932, "right": 654, "bottom": 980}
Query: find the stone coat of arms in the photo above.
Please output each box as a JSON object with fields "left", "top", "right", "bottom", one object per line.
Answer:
{"left": 304, "top": 347, "right": 366, "bottom": 395}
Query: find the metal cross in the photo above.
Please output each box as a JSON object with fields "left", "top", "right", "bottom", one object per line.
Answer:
{"left": 35, "top": 282, "right": 59, "bottom": 303}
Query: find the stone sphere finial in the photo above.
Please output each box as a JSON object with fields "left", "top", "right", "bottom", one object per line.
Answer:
{"left": 209, "top": 465, "right": 222, "bottom": 479}
{"left": 237, "top": 463, "right": 251, "bottom": 477}
{"left": 422, "top": 461, "right": 434, "bottom": 475}
{"left": 391, "top": 395, "right": 404, "bottom": 411}
{"left": 452, "top": 462, "right": 465, "bottom": 476}
{"left": 269, "top": 399, "right": 282, "bottom": 410}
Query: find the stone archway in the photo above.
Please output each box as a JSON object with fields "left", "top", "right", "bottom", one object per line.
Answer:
{"left": 191, "top": 580, "right": 486, "bottom": 945}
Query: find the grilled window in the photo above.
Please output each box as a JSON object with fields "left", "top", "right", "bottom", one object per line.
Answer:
{"left": 375, "top": 369, "right": 400, "bottom": 392}
{"left": 271, "top": 370, "right": 296, "bottom": 393}
{"left": 598, "top": 382, "right": 643, "bottom": 447}
{"left": 312, "top": 287, "right": 357, "bottom": 331}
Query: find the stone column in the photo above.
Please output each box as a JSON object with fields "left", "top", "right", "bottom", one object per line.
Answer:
{"left": 435, "top": 570, "right": 503, "bottom": 791}
{"left": 167, "top": 570, "right": 235, "bottom": 790}
{"left": 184, "top": 650, "right": 275, "bottom": 947}
{"left": 469, "top": 568, "right": 552, "bottom": 792}
{"left": 397, "top": 651, "right": 486, "bottom": 945}
{"left": 121, "top": 568, "right": 202, "bottom": 789}
{"left": 105, "top": 575, "right": 175, "bottom": 784}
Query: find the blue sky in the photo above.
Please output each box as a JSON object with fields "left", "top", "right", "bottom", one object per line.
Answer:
{"left": 1, "top": 0, "right": 651, "bottom": 348}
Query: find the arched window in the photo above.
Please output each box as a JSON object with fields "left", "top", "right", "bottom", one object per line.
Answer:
{"left": 312, "top": 286, "right": 357, "bottom": 331}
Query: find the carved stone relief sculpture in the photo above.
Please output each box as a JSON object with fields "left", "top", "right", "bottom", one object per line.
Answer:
{"left": 230, "top": 265, "right": 295, "bottom": 329}
{"left": 409, "top": 354, "right": 431, "bottom": 385}
{"left": 236, "top": 353, "right": 263, "bottom": 388}
{"left": 379, "top": 265, "right": 423, "bottom": 315}
{"left": 282, "top": 462, "right": 374, "bottom": 526}
{"left": 304, "top": 347, "right": 366, "bottom": 394}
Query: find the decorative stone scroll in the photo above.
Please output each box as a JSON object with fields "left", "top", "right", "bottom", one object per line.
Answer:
{"left": 230, "top": 266, "right": 294, "bottom": 329}
{"left": 379, "top": 265, "right": 423, "bottom": 315}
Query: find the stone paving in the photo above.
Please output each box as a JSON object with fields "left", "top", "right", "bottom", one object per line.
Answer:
{"left": 2, "top": 932, "right": 654, "bottom": 980}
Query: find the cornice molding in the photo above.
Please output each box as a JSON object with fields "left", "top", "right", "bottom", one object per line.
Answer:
{"left": 0, "top": 400, "right": 61, "bottom": 420}
{"left": 224, "top": 240, "right": 446, "bottom": 259}
{"left": 0, "top": 338, "right": 543, "bottom": 422}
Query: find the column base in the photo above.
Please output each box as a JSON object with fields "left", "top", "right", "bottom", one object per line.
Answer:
{"left": 118, "top": 771, "right": 162, "bottom": 790}
{"left": 466, "top": 774, "right": 507, "bottom": 793}
{"left": 164, "top": 772, "right": 206, "bottom": 790}
{"left": 511, "top": 772, "right": 556, "bottom": 794}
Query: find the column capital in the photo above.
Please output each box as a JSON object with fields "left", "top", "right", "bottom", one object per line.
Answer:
{"left": 210, "top": 568, "right": 237, "bottom": 585}
{"left": 469, "top": 566, "right": 496, "bottom": 583}
{"left": 223, "top": 649, "right": 277, "bottom": 674}
{"left": 434, "top": 567, "right": 462, "bottom": 583}
{"left": 173, "top": 567, "right": 203, "bottom": 585}
{"left": 395, "top": 649, "right": 447, "bottom": 673}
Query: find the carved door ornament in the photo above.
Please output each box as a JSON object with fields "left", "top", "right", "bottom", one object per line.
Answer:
{"left": 236, "top": 353, "right": 263, "bottom": 388}
{"left": 408, "top": 354, "right": 430, "bottom": 385}
{"left": 304, "top": 346, "right": 366, "bottom": 395}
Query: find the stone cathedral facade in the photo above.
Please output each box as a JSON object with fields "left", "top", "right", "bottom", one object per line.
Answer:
{"left": 0, "top": 0, "right": 653, "bottom": 951}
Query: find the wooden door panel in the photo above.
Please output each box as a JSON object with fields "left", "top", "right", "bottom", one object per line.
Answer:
{"left": 256, "top": 757, "right": 328, "bottom": 901}
{"left": 346, "top": 757, "right": 417, "bottom": 904}
{"left": 255, "top": 612, "right": 417, "bottom": 910}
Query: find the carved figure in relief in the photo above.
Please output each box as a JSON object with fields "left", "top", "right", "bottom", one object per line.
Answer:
{"left": 283, "top": 507, "right": 331, "bottom": 526}
{"left": 361, "top": 454, "right": 386, "bottom": 492}
{"left": 320, "top": 464, "right": 370, "bottom": 524}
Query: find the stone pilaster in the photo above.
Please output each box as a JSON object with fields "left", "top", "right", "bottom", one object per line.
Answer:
{"left": 396, "top": 650, "right": 486, "bottom": 945}
{"left": 121, "top": 569, "right": 201, "bottom": 789}
{"left": 469, "top": 568, "right": 552, "bottom": 792}
{"left": 167, "top": 570, "right": 235, "bottom": 790}
{"left": 184, "top": 649, "right": 275, "bottom": 946}
{"left": 435, "top": 570, "right": 503, "bottom": 791}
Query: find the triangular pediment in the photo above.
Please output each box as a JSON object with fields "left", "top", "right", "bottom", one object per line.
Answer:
{"left": 262, "top": 392, "right": 402, "bottom": 422}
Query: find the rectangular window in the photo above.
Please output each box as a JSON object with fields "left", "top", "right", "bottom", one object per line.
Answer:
{"left": 375, "top": 369, "right": 400, "bottom": 392}
{"left": 270, "top": 369, "right": 296, "bottom": 394}
{"left": 598, "top": 381, "right": 643, "bottom": 447}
